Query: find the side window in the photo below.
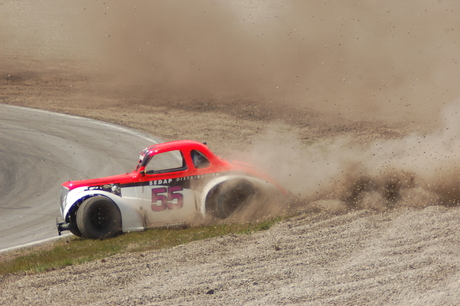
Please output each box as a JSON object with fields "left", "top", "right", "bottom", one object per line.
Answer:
{"left": 191, "top": 150, "right": 210, "bottom": 169}
{"left": 145, "top": 150, "right": 186, "bottom": 174}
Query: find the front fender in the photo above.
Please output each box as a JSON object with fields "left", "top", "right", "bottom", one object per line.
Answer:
{"left": 63, "top": 187, "right": 144, "bottom": 233}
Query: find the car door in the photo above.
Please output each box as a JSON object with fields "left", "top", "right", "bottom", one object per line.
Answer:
{"left": 136, "top": 149, "right": 197, "bottom": 226}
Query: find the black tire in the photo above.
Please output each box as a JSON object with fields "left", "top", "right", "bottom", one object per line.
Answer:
{"left": 68, "top": 221, "right": 83, "bottom": 238}
{"left": 215, "top": 181, "right": 256, "bottom": 219}
{"left": 76, "top": 196, "right": 122, "bottom": 239}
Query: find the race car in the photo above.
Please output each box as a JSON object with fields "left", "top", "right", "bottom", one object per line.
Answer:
{"left": 57, "top": 140, "right": 287, "bottom": 239}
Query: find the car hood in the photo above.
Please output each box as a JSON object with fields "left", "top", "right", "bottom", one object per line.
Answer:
{"left": 62, "top": 171, "right": 138, "bottom": 190}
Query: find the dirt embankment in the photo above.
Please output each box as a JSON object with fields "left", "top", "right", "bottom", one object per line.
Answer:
{"left": 2, "top": 1, "right": 460, "bottom": 304}
{"left": 2, "top": 206, "right": 460, "bottom": 305}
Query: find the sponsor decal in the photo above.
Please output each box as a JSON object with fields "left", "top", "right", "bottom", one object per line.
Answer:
{"left": 174, "top": 172, "right": 220, "bottom": 182}
{"left": 147, "top": 173, "right": 221, "bottom": 186}
{"left": 122, "top": 172, "right": 224, "bottom": 189}
{"left": 149, "top": 179, "right": 173, "bottom": 186}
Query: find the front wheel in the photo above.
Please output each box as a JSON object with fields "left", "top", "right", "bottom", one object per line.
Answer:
{"left": 76, "top": 196, "right": 122, "bottom": 239}
{"left": 68, "top": 221, "right": 83, "bottom": 238}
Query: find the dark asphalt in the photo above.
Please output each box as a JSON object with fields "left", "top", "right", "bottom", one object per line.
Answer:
{"left": 0, "top": 104, "right": 160, "bottom": 251}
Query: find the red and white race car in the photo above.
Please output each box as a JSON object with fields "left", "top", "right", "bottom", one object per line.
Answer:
{"left": 57, "top": 140, "right": 287, "bottom": 239}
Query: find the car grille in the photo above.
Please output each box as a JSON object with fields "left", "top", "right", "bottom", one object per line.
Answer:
{"left": 60, "top": 186, "right": 69, "bottom": 214}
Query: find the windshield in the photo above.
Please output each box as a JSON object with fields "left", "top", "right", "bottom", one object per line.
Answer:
{"left": 136, "top": 148, "right": 150, "bottom": 169}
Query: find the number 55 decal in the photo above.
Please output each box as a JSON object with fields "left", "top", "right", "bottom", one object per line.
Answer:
{"left": 151, "top": 186, "right": 184, "bottom": 211}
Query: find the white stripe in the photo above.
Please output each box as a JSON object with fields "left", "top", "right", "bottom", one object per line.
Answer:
{"left": 0, "top": 233, "right": 72, "bottom": 254}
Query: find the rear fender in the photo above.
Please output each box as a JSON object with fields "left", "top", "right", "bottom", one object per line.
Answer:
{"left": 63, "top": 188, "right": 144, "bottom": 233}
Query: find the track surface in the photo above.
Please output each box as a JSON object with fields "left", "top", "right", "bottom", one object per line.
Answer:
{"left": 0, "top": 105, "right": 159, "bottom": 251}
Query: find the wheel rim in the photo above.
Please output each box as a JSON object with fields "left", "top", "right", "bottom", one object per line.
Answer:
{"left": 89, "top": 204, "right": 113, "bottom": 230}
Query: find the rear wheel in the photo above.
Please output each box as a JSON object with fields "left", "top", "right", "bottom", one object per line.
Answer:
{"left": 76, "top": 196, "right": 122, "bottom": 239}
{"left": 215, "top": 181, "right": 256, "bottom": 219}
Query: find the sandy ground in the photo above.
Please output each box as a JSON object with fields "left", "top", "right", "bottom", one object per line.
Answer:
{"left": 2, "top": 1, "right": 460, "bottom": 304}
{"left": 2, "top": 207, "right": 460, "bottom": 305}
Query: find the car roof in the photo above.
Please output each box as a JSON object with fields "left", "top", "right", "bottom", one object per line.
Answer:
{"left": 145, "top": 140, "right": 212, "bottom": 155}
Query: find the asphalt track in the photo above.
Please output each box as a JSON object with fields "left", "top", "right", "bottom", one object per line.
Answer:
{"left": 0, "top": 104, "right": 160, "bottom": 251}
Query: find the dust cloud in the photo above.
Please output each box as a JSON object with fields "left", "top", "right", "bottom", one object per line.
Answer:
{"left": 69, "top": 0, "right": 460, "bottom": 124}
{"left": 243, "top": 100, "right": 460, "bottom": 212}
{"left": 2, "top": 1, "right": 460, "bottom": 123}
